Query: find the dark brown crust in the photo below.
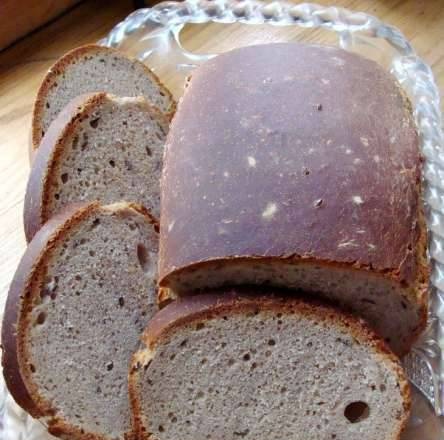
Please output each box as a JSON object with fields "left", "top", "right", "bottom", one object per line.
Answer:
{"left": 24, "top": 92, "right": 166, "bottom": 241}
{"left": 31, "top": 44, "right": 176, "bottom": 151}
{"left": 129, "top": 290, "right": 411, "bottom": 440}
{"left": 2, "top": 201, "right": 158, "bottom": 440}
{"left": 159, "top": 42, "right": 425, "bottom": 285}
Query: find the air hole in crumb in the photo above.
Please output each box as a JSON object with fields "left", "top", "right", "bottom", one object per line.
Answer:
{"left": 89, "top": 250, "right": 95, "bottom": 257}
{"left": 137, "top": 244, "right": 150, "bottom": 270}
{"left": 243, "top": 353, "right": 251, "bottom": 361}
{"left": 145, "top": 146, "right": 152, "bottom": 156}
{"left": 158, "top": 425, "right": 164, "bottom": 432}
{"left": 195, "top": 322, "right": 205, "bottom": 331}
{"left": 45, "top": 102, "right": 50, "bottom": 109}
{"left": 251, "top": 362, "right": 257, "bottom": 370}
{"left": 106, "top": 362, "right": 114, "bottom": 371}
{"left": 180, "top": 339, "right": 188, "bottom": 347}
{"left": 268, "top": 339, "right": 276, "bottom": 346}
{"left": 265, "top": 350, "right": 272, "bottom": 357}
{"left": 91, "top": 218, "right": 100, "bottom": 228}
{"left": 118, "top": 297, "right": 124, "bottom": 307}
{"left": 109, "top": 159, "right": 116, "bottom": 167}
{"left": 54, "top": 193, "right": 60, "bottom": 200}
{"left": 344, "top": 401, "right": 370, "bottom": 423}
{"left": 30, "top": 364, "right": 36, "bottom": 373}
{"left": 89, "top": 117, "right": 100, "bottom": 128}
{"left": 36, "top": 312, "right": 46, "bottom": 325}
{"left": 380, "top": 384, "right": 386, "bottom": 392}
{"left": 61, "top": 173, "right": 69, "bottom": 183}
{"left": 228, "top": 359, "right": 235, "bottom": 366}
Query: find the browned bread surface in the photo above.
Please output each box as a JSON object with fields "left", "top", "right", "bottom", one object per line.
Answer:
{"left": 158, "top": 42, "right": 429, "bottom": 355}
{"left": 2, "top": 201, "right": 159, "bottom": 440}
{"left": 31, "top": 44, "right": 175, "bottom": 151}
{"left": 130, "top": 290, "right": 411, "bottom": 440}
{"left": 25, "top": 92, "right": 168, "bottom": 241}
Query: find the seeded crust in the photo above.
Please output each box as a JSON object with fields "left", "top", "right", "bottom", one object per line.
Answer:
{"left": 31, "top": 44, "right": 176, "bottom": 151}
{"left": 2, "top": 201, "right": 158, "bottom": 440}
{"left": 24, "top": 92, "right": 168, "bottom": 241}
{"left": 129, "top": 291, "right": 411, "bottom": 440}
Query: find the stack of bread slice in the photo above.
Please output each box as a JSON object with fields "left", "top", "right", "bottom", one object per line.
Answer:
{"left": 2, "top": 42, "right": 428, "bottom": 440}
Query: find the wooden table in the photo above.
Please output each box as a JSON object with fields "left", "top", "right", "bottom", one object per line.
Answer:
{"left": 0, "top": 0, "right": 443, "bottom": 312}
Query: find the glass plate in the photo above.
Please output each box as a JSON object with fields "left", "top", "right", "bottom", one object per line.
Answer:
{"left": 1, "top": 1, "right": 443, "bottom": 438}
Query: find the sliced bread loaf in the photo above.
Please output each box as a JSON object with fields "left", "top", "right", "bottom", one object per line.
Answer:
{"left": 130, "top": 291, "right": 411, "bottom": 440}
{"left": 2, "top": 201, "right": 158, "bottom": 440}
{"left": 31, "top": 44, "right": 175, "bottom": 151}
{"left": 159, "top": 42, "right": 429, "bottom": 356}
{"left": 24, "top": 92, "right": 169, "bottom": 242}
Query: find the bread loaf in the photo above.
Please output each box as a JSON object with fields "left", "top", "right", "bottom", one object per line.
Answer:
{"left": 159, "top": 43, "right": 429, "bottom": 355}
{"left": 31, "top": 44, "right": 175, "bottom": 151}
{"left": 2, "top": 201, "right": 158, "bottom": 440}
{"left": 24, "top": 92, "right": 169, "bottom": 241}
{"left": 130, "top": 290, "right": 411, "bottom": 440}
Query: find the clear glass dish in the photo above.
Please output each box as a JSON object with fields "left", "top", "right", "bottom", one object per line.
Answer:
{"left": 1, "top": 1, "right": 443, "bottom": 438}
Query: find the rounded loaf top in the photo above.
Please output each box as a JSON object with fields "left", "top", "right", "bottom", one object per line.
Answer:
{"left": 160, "top": 42, "right": 422, "bottom": 284}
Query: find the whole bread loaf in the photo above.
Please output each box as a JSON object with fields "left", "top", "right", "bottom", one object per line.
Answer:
{"left": 24, "top": 92, "right": 169, "bottom": 241}
{"left": 130, "top": 290, "right": 411, "bottom": 440}
{"left": 2, "top": 201, "right": 158, "bottom": 440}
{"left": 31, "top": 44, "right": 175, "bottom": 151}
{"left": 159, "top": 43, "right": 429, "bottom": 355}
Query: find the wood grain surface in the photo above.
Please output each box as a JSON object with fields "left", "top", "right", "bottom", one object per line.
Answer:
{"left": 0, "top": 0, "right": 82, "bottom": 50}
{"left": 0, "top": 0, "right": 443, "bottom": 314}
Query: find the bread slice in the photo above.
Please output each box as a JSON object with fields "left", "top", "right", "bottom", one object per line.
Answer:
{"left": 24, "top": 92, "right": 169, "bottom": 242}
{"left": 158, "top": 42, "right": 429, "bottom": 356}
{"left": 129, "top": 290, "right": 411, "bottom": 440}
{"left": 31, "top": 44, "right": 175, "bottom": 151}
{"left": 2, "top": 201, "right": 158, "bottom": 440}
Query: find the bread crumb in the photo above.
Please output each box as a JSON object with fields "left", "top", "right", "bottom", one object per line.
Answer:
{"left": 345, "top": 149, "right": 352, "bottom": 155}
{"left": 338, "top": 239, "right": 359, "bottom": 248}
{"left": 247, "top": 156, "right": 257, "bottom": 168}
{"left": 321, "top": 78, "right": 330, "bottom": 85}
{"left": 373, "top": 155, "right": 381, "bottom": 163}
{"left": 168, "top": 220, "right": 175, "bottom": 232}
{"left": 332, "top": 56, "right": 345, "bottom": 66}
{"left": 353, "top": 158, "right": 363, "bottom": 165}
{"left": 352, "top": 196, "right": 364, "bottom": 205}
{"left": 223, "top": 171, "right": 230, "bottom": 178}
{"left": 360, "top": 137, "right": 369, "bottom": 147}
{"left": 262, "top": 202, "right": 278, "bottom": 220}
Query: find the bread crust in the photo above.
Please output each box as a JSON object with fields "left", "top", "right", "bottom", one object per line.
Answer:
{"left": 25, "top": 92, "right": 165, "bottom": 241}
{"left": 129, "top": 290, "right": 411, "bottom": 440}
{"left": 158, "top": 42, "right": 429, "bottom": 354}
{"left": 2, "top": 201, "right": 157, "bottom": 440}
{"left": 31, "top": 44, "right": 176, "bottom": 151}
